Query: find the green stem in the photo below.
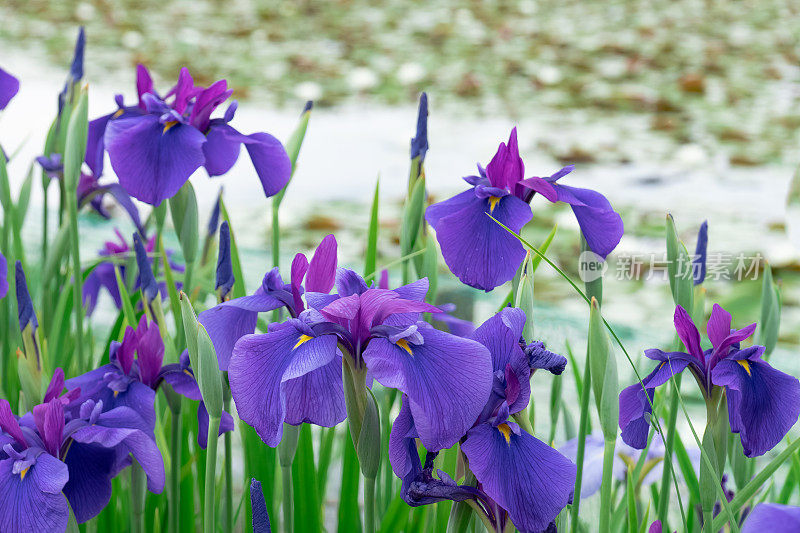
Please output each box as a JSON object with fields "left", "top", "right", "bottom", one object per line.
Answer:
{"left": 599, "top": 438, "right": 616, "bottom": 533}
{"left": 569, "top": 353, "right": 592, "bottom": 533}
{"left": 365, "top": 476, "right": 376, "bottom": 533}
{"left": 281, "top": 465, "right": 293, "bottom": 533}
{"left": 204, "top": 416, "right": 222, "bottom": 533}
{"left": 65, "top": 181, "right": 85, "bottom": 371}
{"left": 657, "top": 373, "right": 683, "bottom": 525}
{"left": 130, "top": 460, "right": 146, "bottom": 533}
{"left": 272, "top": 196, "right": 280, "bottom": 268}
{"left": 224, "top": 388, "right": 233, "bottom": 532}
{"left": 169, "top": 400, "right": 182, "bottom": 533}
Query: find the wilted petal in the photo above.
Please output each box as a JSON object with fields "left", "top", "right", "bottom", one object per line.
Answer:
{"left": 712, "top": 354, "right": 800, "bottom": 457}
{"left": 362, "top": 324, "right": 492, "bottom": 450}
{"left": 105, "top": 114, "right": 206, "bottom": 205}
{"left": 0, "top": 454, "right": 69, "bottom": 533}
{"left": 229, "top": 324, "right": 338, "bottom": 446}
{"left": 462, "top": 422, "right": 576, "bottom": 532}
{"left": 427, "top": 191, "right": 532, "bottom": 292}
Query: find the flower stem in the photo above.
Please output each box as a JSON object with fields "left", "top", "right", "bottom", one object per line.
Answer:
{"left": 65, "top": 177, "right": 85, "bottom": 371}
{"left": 223, "top": 388, "right": 233, "bottom": 532}
{"left": 569, "top": 352, "right": 592, "bottom": 533}
{"left": 657, "top": 373, "right": 683, "bottom": 526}
{"left": 130, "top": 459, "right": 146, "bottom": 533}
{"left": 281, "top": 464, "right": 293, "bottom": 533}
{"left": 599, "top": 438, "right": 616, "bottom": 533}
{"left": 204, "top": 416, "right": 221, "bottom": 533}
{"left": 364, "top": 475, "right": 376, "bottom": 533}
{"left": 169, "top": 398, "right": 182, "bottom": 533}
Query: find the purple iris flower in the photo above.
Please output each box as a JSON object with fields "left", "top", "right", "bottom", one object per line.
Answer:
{"left": 83, "top": 229, "right": 183, "bottom": 316}
{"left": 426, "top": 128, "right": 624, "bottom": 291}
{"left": 0, "top": 67, "right": 19, "bottom": 110}
{"left": 66, "top": 316, "right": 233, "bottom": 449}
{"left": 199, "top": 234, "right": 338, "bottom": 371}
{"left": 619, "top": 304, "right": 800, "bottom": 457}
{"left": 88, "top": 65, "right": 291, "bottom": 205}
{"left": 36, "top": 153, "right": 143, "bottom": 231}
{"left": 223, "top": 235, "right": 493, "bottom": 451}
{"left": 742, "top": 503, "right": 800, "bottom": 532}
{"left": 390, "top": 308, "right": 575, "bottom": 532}
{"left": 0, "top": 371, "right": 165, "bottom": 530}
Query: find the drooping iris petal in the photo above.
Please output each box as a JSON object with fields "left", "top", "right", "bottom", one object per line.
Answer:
{"left": 83, "top": 262, "right": 121, "bottom": 316}
{"left": 229, "top": 324, "right": 338, "bottom": 446}
{"left": 250, "top": 478, "right": 272, "bottom": 533}
{"left": 0, "top": 454, "right": 69, "bottom": 533}
{"left": 283, "top": 354, "right": 346, "bottom": 427}
{"left": 198, "top": 291, "right": 284, "bottom": 371}
{"left": 70, "top": 408, "right": 166, "bottom": 494}
{"left": 619, "top": 351, "right": 695, "bottom": 449}
{"left": 742, "top": 503, "right": 800, "bottom": 532}
{"left": 524, "top": 341, "right": 567, "bottom": 375}
{"left": 549, "top": 183, "right": 623, "bottom": 259}
{"left": 85, "top": 112, "right": 113, "bottom": 177}
{"left": 426, "top": 192, "right": 532, "bottom": 292}
{"left": 105, "top": 114, "right": 206, "bottom": 205}
{"left": 462, "top": 422, "right": 576, "bottom": 533}
{"left": 558, "top": 434, "right": 607, "bottom": 498}
{"left": 203, "top": 123, "right": 291, "bottom": 197}
{"left": 362, "top": 324, "right": 492, "bottom": 451}
{"left": 62, "top": 441, "right": 117, "bottom": 523}
{"left": 203, "top": 122, "right": 244, "bottom": 177}
{"left": 711, "top": 353, "right": 800, "bottom": 457}
{"left": 0, "top": 67, "right": 20, "bottom": 110}
{"left": 389, "top": 395, "right": 419, "bottom": 480}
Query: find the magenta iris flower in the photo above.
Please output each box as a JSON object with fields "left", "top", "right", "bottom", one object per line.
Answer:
{"left": 215, "top": 235, "right": 493, "bottom": 450}
{"left": 87, "top": 65, "right": 291, "bottom": 205}
{"left": 0, "top": 371, "right": 164, "bottom": 530}
{"left": 619, "top": 304, "right": 800, "bottom": 457}
{"left": 0, "top": 67, "right": 19, "bottom": 110}
{"left": 66, "top": 316, "right": 233, "bottom": 450}
{"left": 389, "top": 308, "right": 575, "bottom": 532}
{"left": 426, "top": 128, "right": 624, "bottom": 291}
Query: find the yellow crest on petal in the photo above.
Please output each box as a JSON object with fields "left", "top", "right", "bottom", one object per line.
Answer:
{"left": 395, "top": 339, "right": 413, "bottom": 356}
{"left": 294, "top": 334, "right": 314, "bottom": 350}
{"left": 498, "top": 423, "right": 512, "bottom": 444}
{"left": 737, "top": 359, "right": 752, "bottom": 376}
{"left": 488, "top": 196, "right": 501, "bottom": 214}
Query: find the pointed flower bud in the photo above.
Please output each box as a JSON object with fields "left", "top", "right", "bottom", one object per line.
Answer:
{"left": 693, "top": 220, "right": 708, "bottom": 286}
{"left": 410, "top": 92, "right": 429, "bottom": 163}
{"left": 15, "top": 261, "right": 37, "bottom": 332}
{"left": 216, "top": 221, "right": 235, "bottom": 300}
{"left": 133, "top": 232, "right": 159, "bottom": 304}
